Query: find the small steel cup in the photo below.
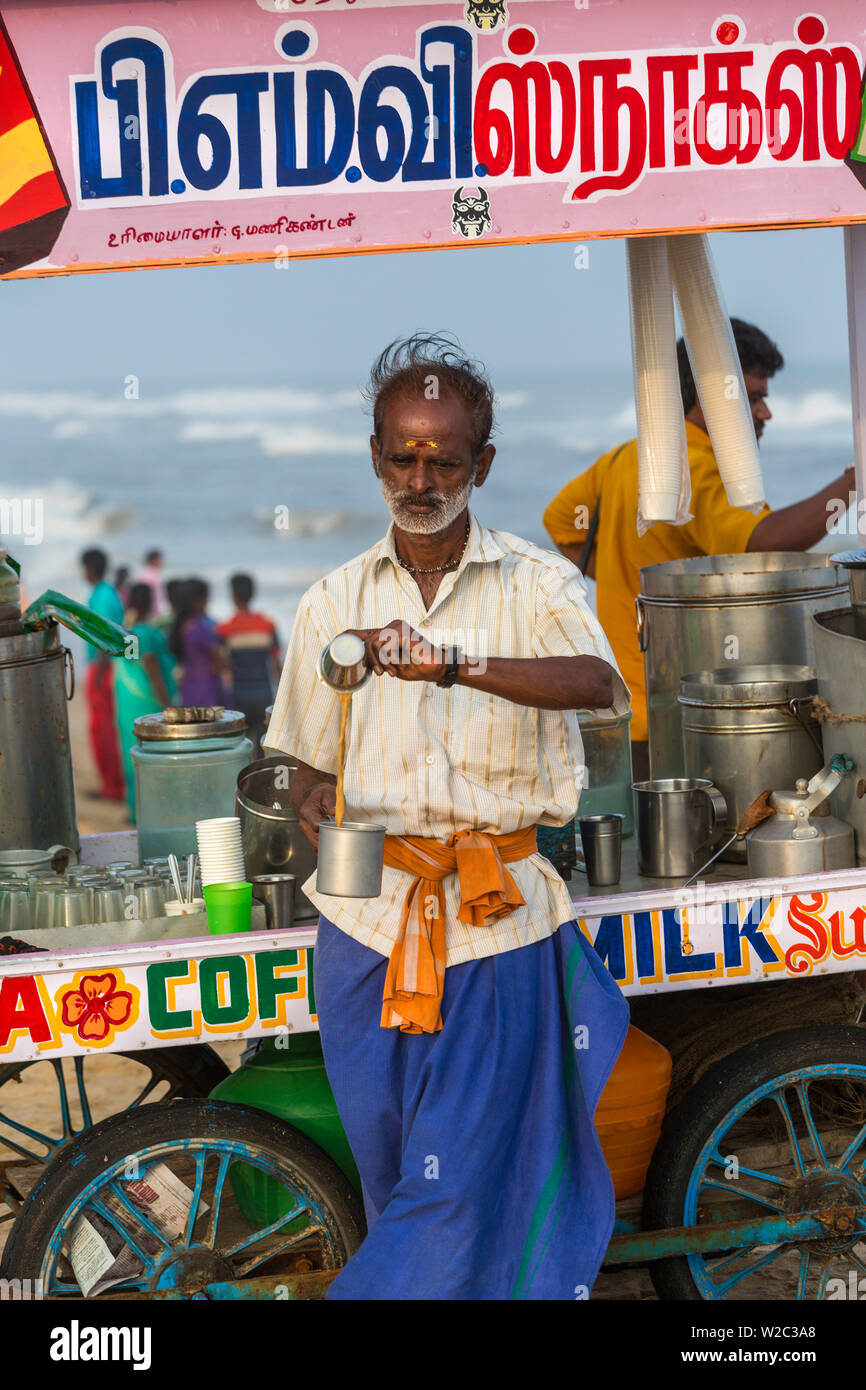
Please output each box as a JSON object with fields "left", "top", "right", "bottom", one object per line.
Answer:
{"left": 316, "top": 633, "right": 371, "bottom": 692}
{"left": 0, "top": 883, "right": 31, "bottom": 932}
{"left": 129, "top": 879, "right": 166, "bottom": 920}
{"left": 251, "top": 874, "right": 296, "bottom": 930}
{"left": 578, "top": 814, "right": 624, "bottom": 887}
{"left": 33, "top": 880, "right": 62, "bottom": 929}
{"left": 316, "top": 822, "right": 385, "bottom": 897}
{"left": 92, "top": 885, "right": 126, "bottom": 925}
{"left": 53, "top": 886, "right": 91, "bottom": 929}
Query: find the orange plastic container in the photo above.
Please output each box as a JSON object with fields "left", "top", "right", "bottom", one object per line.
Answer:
{"left": 594, "top": 1025, "right": 672, "bottom": 1199}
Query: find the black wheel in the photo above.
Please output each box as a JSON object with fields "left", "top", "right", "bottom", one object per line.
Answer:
{"left": 0, "top": 1099, "right": 365, "bottom": 1298}
{"left": 0, "top": 1047, "right": 229, "bottom": 1243}
{"left": 642, "top": 1025, "right": 866, "bottom": 1300}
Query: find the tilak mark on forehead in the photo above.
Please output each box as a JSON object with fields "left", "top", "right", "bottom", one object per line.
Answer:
{"left": 405, "top": 439, "right": 438, "bottom": 449}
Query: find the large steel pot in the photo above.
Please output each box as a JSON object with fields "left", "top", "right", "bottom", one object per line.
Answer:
{"left": 678, "top": 664, "right": 823, "bottom": 861}
{"left": 0, "top": 625, "right": 79, "bottom": 853}
{"left": 637, "top": 553, "right": 847, "bottom": 778}
{"left": 236, "top": 757, "right": 318, "bottom": 921}
{"left": 812, "top": 605, "right": 866, "bottom": 864}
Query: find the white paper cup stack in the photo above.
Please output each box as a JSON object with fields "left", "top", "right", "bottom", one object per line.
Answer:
{"left": 627, "top": 236, "right": 691, "bottom": 532}
{"left": 668, "top": 233, "right": 766, "bottom": 512}
{"left": 195, "top": 817, "right": 246, "bottom": 888}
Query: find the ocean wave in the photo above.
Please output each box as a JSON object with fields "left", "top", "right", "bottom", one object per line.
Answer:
{"left": 181, "top": 419, "right": 362, "bottom": 454}
{"left": 496, "top": 390, "right": 530, "bottom": 410}
{"left": 603, "top": 388, "right": 852, "bottom": 436}
{"left": 0, "top": 478, "right": 131, "bottom": 538}
{"left": 0, "top": 385, "right": 361, "bottom": 422}
{"left": 252, "top": 506, "right": 354, "bottom": 537}
{"left": 764, "top": 389, "right": 851, "bottom": 430}
{"left": 169, "top": 387, "right": 325, "bottom": 416}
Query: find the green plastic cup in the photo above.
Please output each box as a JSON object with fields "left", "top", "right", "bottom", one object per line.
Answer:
{"left": 203, "top": 881, "right": 253, "bottom": 935}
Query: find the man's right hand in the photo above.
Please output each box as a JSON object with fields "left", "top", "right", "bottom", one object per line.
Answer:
{"left": 298, "top": 781, "right": 337, "bottom": 848}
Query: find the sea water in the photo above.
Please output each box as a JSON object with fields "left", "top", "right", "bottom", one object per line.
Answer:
{"left": 0, "top": 362, "right": 857, "bottom": 655}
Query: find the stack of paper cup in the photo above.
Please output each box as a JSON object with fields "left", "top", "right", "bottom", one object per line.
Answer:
{"left": 627, "top": 236, "right": 691, "bottom": 534}
{"left": 195, "top": 816, "right": 246, "bottom": 888}
{"left": 668, "top": 233, "right": 766, "bottom": 512}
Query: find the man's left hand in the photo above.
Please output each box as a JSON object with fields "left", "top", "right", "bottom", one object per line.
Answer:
{"left": 346, "top": 621, "right": 445, "bottom": 683}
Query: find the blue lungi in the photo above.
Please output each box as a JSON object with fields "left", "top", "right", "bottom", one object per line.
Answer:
{"left": 314, "top": 915, "right": 629, "bottom": 1301}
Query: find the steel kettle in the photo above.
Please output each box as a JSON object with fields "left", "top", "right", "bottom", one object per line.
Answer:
{"left": 746, "top": 755, "right": 856, "bottom": 877}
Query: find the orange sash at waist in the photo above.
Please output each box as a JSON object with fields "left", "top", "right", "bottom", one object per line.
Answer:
{"left": 380, "top": 825, "right": 538, "bottom": 1035}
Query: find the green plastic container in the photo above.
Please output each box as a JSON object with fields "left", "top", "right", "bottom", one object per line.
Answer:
{"left": 209, "top": 1033, "right": 359, "bottom": 1226}
{"left": 203, "top": 881, "right": 252, "bottom": 935}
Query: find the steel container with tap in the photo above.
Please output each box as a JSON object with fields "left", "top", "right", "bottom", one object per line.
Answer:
{"left": 678, "top": 664, "right": 823, "bottom": 861}
{"left": 0, "top": 624, "right": 79, "bottom": 855}
{"left": 637, "top": 553, "right": 847, "bottom": 779}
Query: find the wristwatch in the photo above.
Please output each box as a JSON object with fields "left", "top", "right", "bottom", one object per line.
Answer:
{"left": 436, "top": 646, "right": 463, "bottom": 689}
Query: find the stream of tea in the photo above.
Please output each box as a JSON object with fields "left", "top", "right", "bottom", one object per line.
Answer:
{"left": 335, "top": 690, "right": 351, "bottom": 827}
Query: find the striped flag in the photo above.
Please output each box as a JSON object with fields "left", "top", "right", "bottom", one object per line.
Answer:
{"left": 0, "top": 15, "right": 69, "bottom": 274}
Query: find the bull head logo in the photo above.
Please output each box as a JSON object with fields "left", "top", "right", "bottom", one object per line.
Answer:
{"left": 451, "top": 186, "right": 492, "bottom": 239}
{"left": 465, "top": 0, "right": 508, "bottom": 31}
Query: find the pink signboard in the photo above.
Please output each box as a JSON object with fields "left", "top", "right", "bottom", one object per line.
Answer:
{"left": 2, "top": 0, "right": 866, "bottom": 278}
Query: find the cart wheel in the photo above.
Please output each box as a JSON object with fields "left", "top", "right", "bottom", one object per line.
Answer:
{"left": 642, "top": 1025, "right": 866, "bottom": 1300}
{"left": 0, "top": 1047, "right": 230, "bottom": 1233}
{"left": 0, "top": 1099, "right": 364, "bottom": 1298}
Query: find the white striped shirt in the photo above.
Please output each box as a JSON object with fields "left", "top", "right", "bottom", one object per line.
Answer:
{"left": 266, "top": 513, "right": 630, "bottom": 965}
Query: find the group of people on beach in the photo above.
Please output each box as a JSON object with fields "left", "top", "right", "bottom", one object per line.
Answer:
{"left": 80, "top": 547, "right": 281, "bottom": 820}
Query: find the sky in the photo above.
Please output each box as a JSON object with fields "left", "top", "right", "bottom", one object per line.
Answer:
{"left": 0, "top": 224, "right": 852, "bottom": 390}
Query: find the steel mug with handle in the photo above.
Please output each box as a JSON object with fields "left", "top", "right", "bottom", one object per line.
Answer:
{"left": 633, "top": 778, "right": 728, "bottom": 878}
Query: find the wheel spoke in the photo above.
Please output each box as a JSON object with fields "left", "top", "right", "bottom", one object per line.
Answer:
{"left": 0, "top": 1109, "right": 61, "bottom": 1149}
{"left": 796, "top": 1250, "right": 811, "bottom": 1300}
{"left": 0, "top": 1124, "right": 53, "bottom": 1161}
{"left": 707, "top": 1151, "right": 788, "bottom": 1189}
{"left": 233, "top": 1222, "right": 326, "bottom": 1278}
{"left": 202, "top": 1151, "right": 231, "bottom": 1249}
{"left": 52, "top": 1060, "right": 74, "bottom": 1138}
{"left": 794, "top": 1081, "right": 827, "bottom": 1168}
{"left": 772, "top": 1089, "right": 807, "bottom": 1175}
{"left": 184, "top": 1151, "right": 208, "bottom": 1246}
{"left": 713, "top": 1244, "right": 792, "bottom": 1296}
{"left": 73, "top": 1058, "right": 93, "bottom": 1131}
{"left": 223, "top": 1201, "right": 311, "bottom": 1259}
{"left": 88, "top": 1197, "right": 158, "bottom": 1271}
{"left": 698, "top": 1177, "right": 785, "bottom": 1213}
{"left": 103, "top": 1179, "right": 173, "bottom": 1255}
{"left": 125, "top": 1073, "right": 165, "bottom": 1110}
{"left": 837, "top": 1120, "right": 866, "bottom": 1174}
{"left": 815, "top": 1261, "right": 831, "bottom": 1301}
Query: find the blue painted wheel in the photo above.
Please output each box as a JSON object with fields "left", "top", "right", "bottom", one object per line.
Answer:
{"left": 0, "top": 1100, "right": 364, "bottom": 1298}
{"left": 642, "top": 1026, "right": 866, "bottom": 1300}
{"left": 0, "top": 1048, "right": 229, "bottom": 1239}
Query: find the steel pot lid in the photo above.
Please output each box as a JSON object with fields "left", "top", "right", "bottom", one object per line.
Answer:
{"left": 577, "top": 708, "right": 633, "bottom": 728}
{"left": 0, "top": 623, "right": 61, "bottom": 666}
{"left": 678, "top": 663, "right": 817, "bottom": 706}
{"left": 134, "top": 708, "right": 247, "bottom": 740}
{"left": 830, "top": 549, "right": 866, "bottom": 568}
{"left": 639, "top": 552, "right": 846, "bottom": 601}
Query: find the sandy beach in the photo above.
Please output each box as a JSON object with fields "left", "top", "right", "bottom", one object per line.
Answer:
{"left": 67, "top": 672, "right": 131, "bottom": 837}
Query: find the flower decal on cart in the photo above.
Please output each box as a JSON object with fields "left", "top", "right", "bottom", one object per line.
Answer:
{"left": 55, "top": 970, "right": 139, "bottom": 1048}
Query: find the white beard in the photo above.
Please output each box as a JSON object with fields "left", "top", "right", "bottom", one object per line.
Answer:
{"left": 379, "top": 471, "right": 476, "bottom": 535}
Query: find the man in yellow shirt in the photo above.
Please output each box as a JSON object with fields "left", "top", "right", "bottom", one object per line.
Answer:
{"left": 543, "top": 319, "right": 855, "bottom": 779}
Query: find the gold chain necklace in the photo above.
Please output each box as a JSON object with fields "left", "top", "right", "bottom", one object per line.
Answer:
{"left": 396, "top": 519, "right": 470, "bottom": 576}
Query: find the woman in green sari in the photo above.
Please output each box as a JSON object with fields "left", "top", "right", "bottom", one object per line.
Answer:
{"left": 114, "top": 582, "right": 177, "bottom": 820}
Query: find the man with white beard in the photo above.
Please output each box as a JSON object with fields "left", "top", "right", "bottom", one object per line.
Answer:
{"left": 267, "top": 334, "right": 631, "bottom": 1300}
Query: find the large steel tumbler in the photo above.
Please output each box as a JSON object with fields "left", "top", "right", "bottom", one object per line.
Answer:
{"left": 316, "top": 822, "right": 385, "bottom": 897}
